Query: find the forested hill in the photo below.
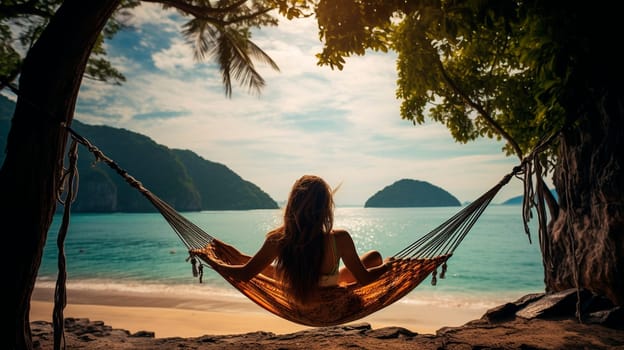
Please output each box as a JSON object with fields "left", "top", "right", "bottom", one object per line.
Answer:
{"left": 0, "top": 95, "right": 278, "bottom": 212}
{"left": 365, "top": 179, "right": 461, "bottom": 207}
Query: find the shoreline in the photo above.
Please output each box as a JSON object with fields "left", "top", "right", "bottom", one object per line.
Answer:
{"left": 30, "top": 285, "right": 489, "bottom": 338}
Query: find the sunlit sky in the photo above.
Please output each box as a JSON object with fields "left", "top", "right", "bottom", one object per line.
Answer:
{"left": 70, "top": 4, "right": 528, "bottom": 205}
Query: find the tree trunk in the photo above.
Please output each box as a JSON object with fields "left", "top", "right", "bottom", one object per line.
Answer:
{"left": 0, "top": 1, "right": 119, "bottom": 348}
{"left": 547, "top": 88, "right": 624, "bottom": 306}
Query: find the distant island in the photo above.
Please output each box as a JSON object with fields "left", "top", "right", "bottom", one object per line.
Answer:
{"left": 501, "top": 189, "right": 559, "bottom": 205}
{"left": 0, "top": 95, "right": 278, "bottom": 212}
{"left": 364, "top": 179, "right": 461, "bottom": 207}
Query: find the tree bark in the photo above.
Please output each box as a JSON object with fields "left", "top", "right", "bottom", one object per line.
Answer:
{"left": 0, "top": 1, "right": 120, "bottom": 348}
{"left": 547, "top": 87, "right": 624, "bottom": 306}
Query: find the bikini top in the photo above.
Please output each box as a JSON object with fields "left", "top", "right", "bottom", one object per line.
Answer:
{"left": 318, "top": 234, "right": 339, "bottom": 287}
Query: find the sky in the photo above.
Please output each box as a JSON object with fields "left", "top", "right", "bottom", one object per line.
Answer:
{"left": 70, "top": 3, "right": 527, "bottom": 206}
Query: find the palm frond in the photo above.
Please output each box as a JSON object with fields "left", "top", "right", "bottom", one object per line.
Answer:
{"left": 183, "top": 18, "right": 279, "bottom": 97}
{"left": 215, "top": 27, "right": 279, "bottom": 97}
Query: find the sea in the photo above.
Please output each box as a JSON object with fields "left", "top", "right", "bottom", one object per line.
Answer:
{"left": 36, "top": 205, "right": 545, "bottom": 312}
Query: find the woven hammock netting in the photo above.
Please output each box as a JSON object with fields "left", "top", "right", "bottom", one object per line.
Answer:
{"left": 66, "top": 128, "right": 520, "bottom": 327}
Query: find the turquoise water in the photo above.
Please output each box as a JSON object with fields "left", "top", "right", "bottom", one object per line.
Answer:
{"left": 38, "top": 205, "right": 545, "bottom": 308}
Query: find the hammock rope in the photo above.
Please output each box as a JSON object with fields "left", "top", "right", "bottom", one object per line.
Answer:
{"left": 65, "top": 127, "right": 517, "bottom": 257}
{"left": 63, "top": 126, "right": 542, "bottom": 327}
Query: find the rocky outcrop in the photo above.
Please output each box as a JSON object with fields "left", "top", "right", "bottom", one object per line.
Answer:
{"left": 71, "top": 168, "right": 118, "bottom": 212}
{"left": 31, "top": 289, "right": 624, "bottom": 350}
{"left": 480, "top": 288, "right": 622, "bottom": 329}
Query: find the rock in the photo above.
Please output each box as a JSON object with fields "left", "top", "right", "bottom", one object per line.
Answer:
{"left": 515, "top": 288, "right": 590, "bottom": 319}
{"left": 483, "top": 293, "right": 545, "bottom": 322}
{"left": 366, "top": 327, "right": 417, "bottom": 339}
{"left": 130, "top": 330, "right": 155, "bottom": 338}
{"left": 587, "top": 306, "right": 624, "bottom": 329}
{"left": 483, "top": 302, "right": 519, "bottom": 322}
{"left": 511, "top": 292, "right": 545, "bottom": 308}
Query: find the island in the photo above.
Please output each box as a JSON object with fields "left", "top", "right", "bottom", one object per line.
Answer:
{"left": 364, "top": 179, "right": 461, "bottom": 207}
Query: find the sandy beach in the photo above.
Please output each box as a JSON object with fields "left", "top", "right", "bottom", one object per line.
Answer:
{"left": 30, "top": 284, "right": 485, "bottom": 338}
{"left": 29, "top": 285, "right": 624, "bottom": 350}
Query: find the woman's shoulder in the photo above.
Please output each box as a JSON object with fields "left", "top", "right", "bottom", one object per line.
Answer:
{"left": 330, "top": 228, "right": 348, "bottom": 235}
{"left": 330, "top": 229, "right": 352, "bottom": 242}
{"left": 265, "top": 228, "right": 284, "bottom": 245}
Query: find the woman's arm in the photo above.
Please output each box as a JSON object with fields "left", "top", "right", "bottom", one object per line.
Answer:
{"left": 334, "top": 229, "right": 389, "bottom": 286}
{"left": 214, "top": 237, "right": 279, "bottom": 281}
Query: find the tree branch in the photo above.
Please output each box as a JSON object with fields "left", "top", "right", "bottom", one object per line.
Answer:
{"left": 141, "top": 0, "right": 275, "bottom": 25}
{"left": 434, "top": 56, "right": 524, "bottom": 159}
{"left": 438, "top": 53, "right": 562, "bottom": 226}
{"left": 0, "top": 1, "right": 55, "bottom": 18}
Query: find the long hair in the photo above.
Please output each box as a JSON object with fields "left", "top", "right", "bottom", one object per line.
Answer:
{"left": 269, "top": 175, "right": 335, "bottom": 303}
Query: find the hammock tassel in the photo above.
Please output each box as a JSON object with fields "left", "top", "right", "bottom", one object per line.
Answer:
{"left": 440, "top": 262, "right": 447, "bottom": 279}
{"left": 186, "top": 254, "right": 205, "bottom": 282}
{"left": 187, "top": 255, "right": 199, "bottom": 277}
{"left": 431, "top": 269, "right": 437, "bottom": 286}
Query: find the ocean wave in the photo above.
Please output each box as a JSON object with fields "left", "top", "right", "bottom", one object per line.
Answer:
{"left": 35, "top": 278, "right": 246, "bottom": 300}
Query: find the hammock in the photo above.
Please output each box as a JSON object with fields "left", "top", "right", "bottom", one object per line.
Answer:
{"left": 64, "top": 127, "right": 521, "bottom": 327}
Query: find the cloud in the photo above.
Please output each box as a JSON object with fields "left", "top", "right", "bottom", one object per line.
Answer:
{"left": 133, "top": 110, "right": 189, "bottom": 120}
{"left": 74, "top": 3, "right": 529, "bottom": 206}
{"left": 152, "top": 38, "right": 196, "bottom": 70}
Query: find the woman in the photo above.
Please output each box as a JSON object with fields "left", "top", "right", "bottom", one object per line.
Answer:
{"left": 214, "top": 175, "right": 389, "bottom": 303}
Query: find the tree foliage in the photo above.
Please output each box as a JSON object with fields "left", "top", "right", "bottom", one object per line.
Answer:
{"left": 311, "top": 0, "right": 620, "bottom": 164}
{"left": 0, "top": 0, "right": 139, "bottom": 89}
{"left": 0, "top": 0, "right": 316, "bottom": 97}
